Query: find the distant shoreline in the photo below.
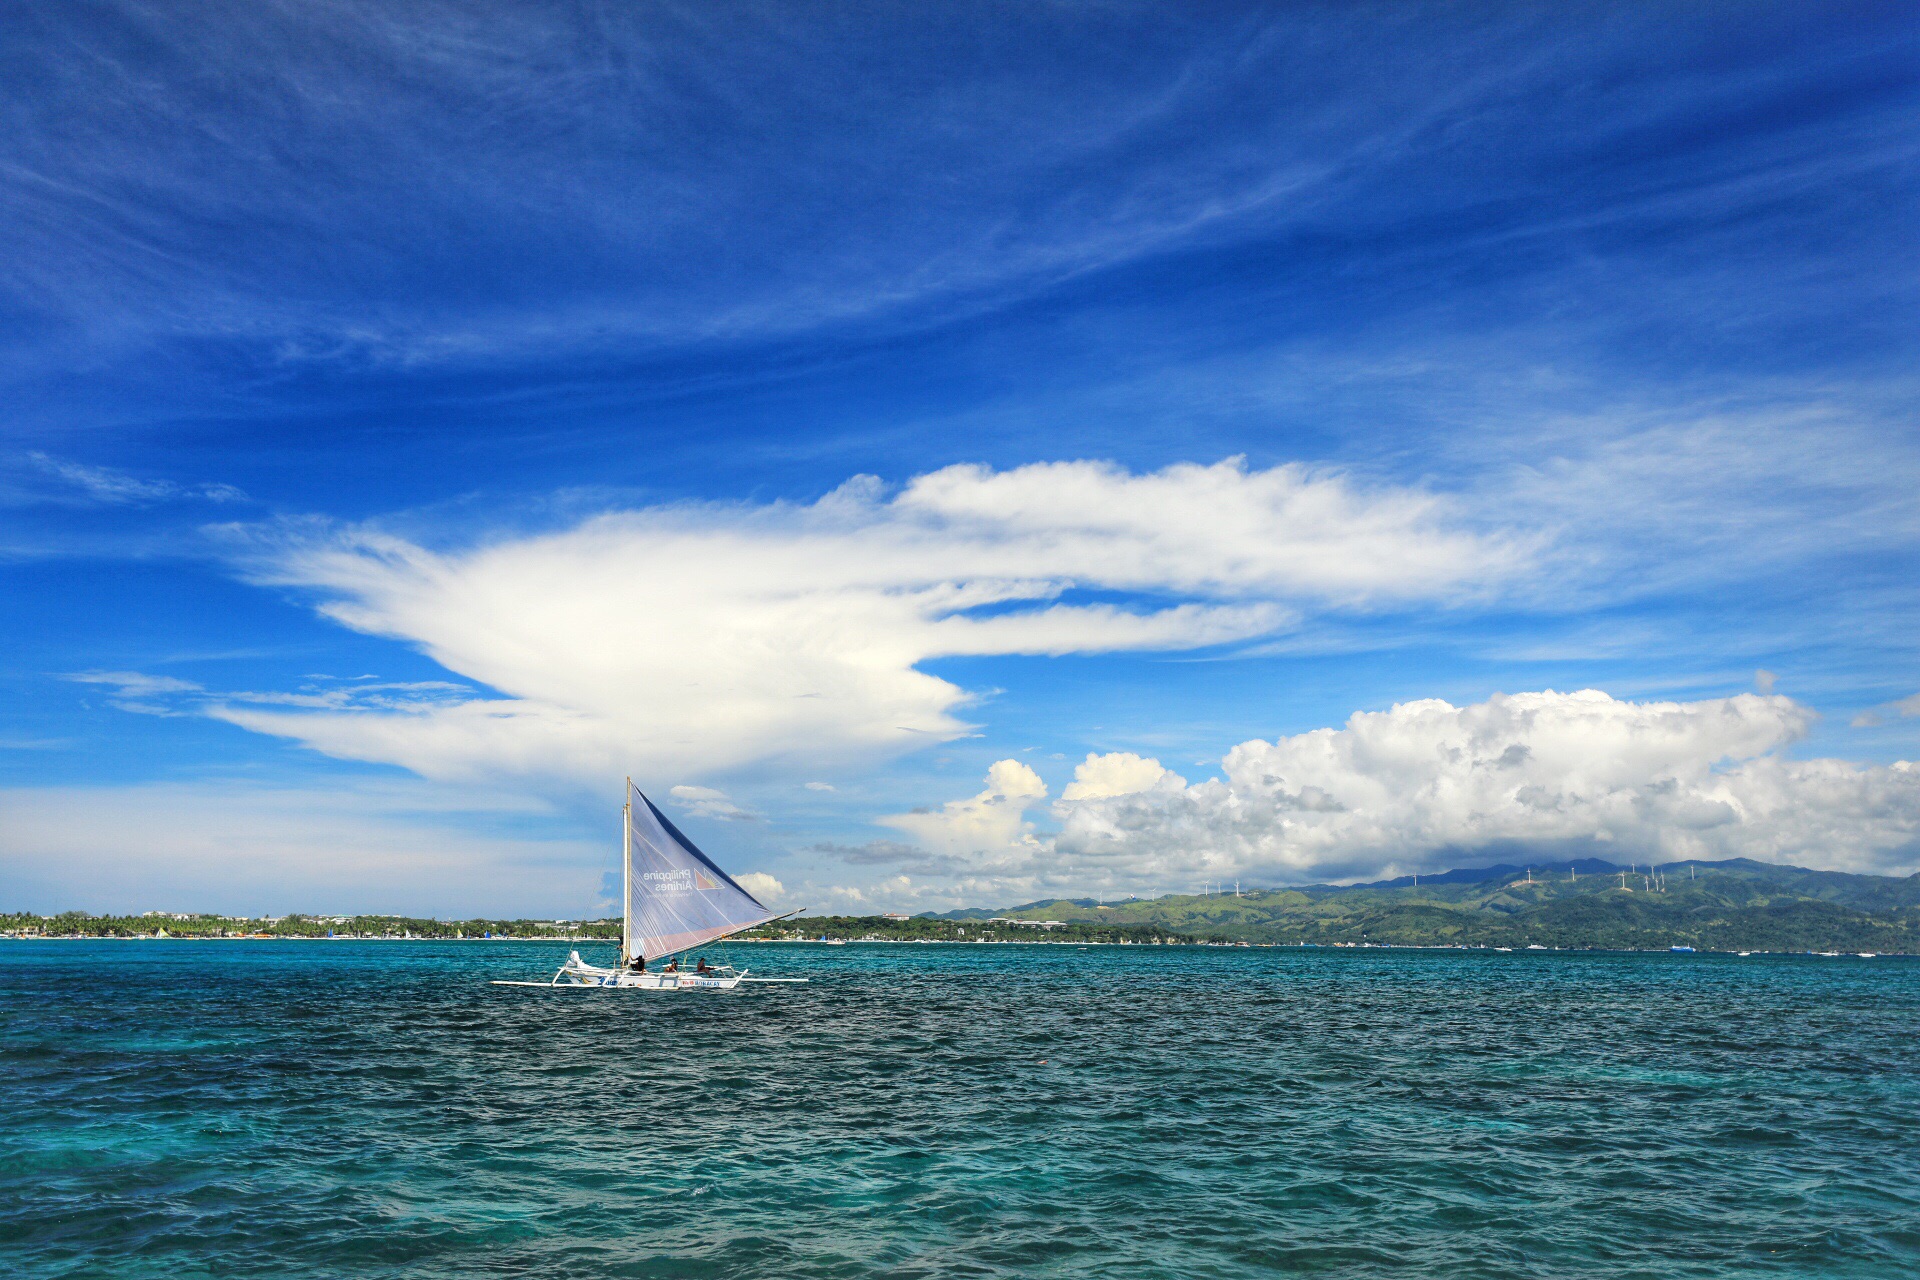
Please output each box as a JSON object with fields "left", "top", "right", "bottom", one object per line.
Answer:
{"left": 3, "top": 935, "right": 1907, "bottom": 956}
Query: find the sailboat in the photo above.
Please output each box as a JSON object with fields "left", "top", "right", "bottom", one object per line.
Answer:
{"left": 493, "top": 779, "right": 804, "bottom": 991}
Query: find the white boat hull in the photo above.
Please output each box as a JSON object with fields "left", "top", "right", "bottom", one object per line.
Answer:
{"left": 490, "top": 951, "right": 804, "bottom": 991}
{"left": 489, "top": 972, "right": 743, "bottom": 990}
{"left": 572, "top": 967, "right": 744, "bottom": 990}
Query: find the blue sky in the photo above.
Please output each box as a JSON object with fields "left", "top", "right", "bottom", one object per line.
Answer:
{"left": 3, "top": 2, "right": 1917, "bottom": 916}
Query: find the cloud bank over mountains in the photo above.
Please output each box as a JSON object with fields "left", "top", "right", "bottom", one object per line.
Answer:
{"left": 206, "top": 459, "right": 1518, "bottom": 784}
{"left": 19, "top": 685, "right": 1915, "bottom": 917}
{"left": 861, "top": 689, "right": 1920, "bottom": 905}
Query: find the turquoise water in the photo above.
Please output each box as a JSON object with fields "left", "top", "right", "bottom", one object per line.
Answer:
{"left": 4, "top": 942, "right": 1918, "bottom": 1278}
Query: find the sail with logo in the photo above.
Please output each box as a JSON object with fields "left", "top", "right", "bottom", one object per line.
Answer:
{"left": 624, "top": 782, "right": 782, "bottom": 962}
{"left": 491, "top": 779, "right": 806, "bottom": 992}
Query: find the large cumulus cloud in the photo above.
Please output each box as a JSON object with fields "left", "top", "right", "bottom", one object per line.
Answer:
{"left": 924, "top": 690, "right": 1920, "bottom": 893}
{"left": 204, "top": 459, "right": 1518, "bottom": 783}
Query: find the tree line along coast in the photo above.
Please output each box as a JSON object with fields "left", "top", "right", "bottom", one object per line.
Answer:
{"left": 0, "top": 913, "right": 625, "bottom": 940}
{"left": 0, "top": 911, "right": 1186, "bottom": 946}
{"left": 7, "top": 858, "right": 1917, "bottom": 952}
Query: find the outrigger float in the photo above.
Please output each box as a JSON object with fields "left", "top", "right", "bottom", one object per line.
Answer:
{"left": 493, "top": 779, "right": 805, "bottom": 992}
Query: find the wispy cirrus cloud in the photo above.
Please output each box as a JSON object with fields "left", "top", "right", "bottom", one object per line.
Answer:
{"left": 667, "top": 785, "right": 760, "bottom": 823}
{"left": 62, "top": 669, "right": 474, "bottom": 719}
{"left": 23, "top": 453, "right": 246, "bottom": 506}
{"left": 1483, "top": 394, "right": 1920, "bottom": 597}
{"left": 65, "top": 670, "right": 204, "bottom": 696}
{"left": 10, "top": 2, "right": 1901, "bottom": 381}
{"left": 1852, "top": 692, "right": 1920, "bottom": 729}
{"left": 64, "top": 670, "right": 205, "bottom": 716}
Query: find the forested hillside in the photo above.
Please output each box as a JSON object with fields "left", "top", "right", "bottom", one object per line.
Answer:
{"left": 928, "top": 859, "right": 1920, "bottom": 951}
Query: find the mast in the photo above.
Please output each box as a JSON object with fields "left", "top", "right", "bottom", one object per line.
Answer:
{"left": 622, "top": 777, "right": 632, "bottom": 966}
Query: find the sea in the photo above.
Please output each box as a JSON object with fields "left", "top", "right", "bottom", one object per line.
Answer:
{"left": 4, "top": 941, "right": 1918, "bottom": 1279}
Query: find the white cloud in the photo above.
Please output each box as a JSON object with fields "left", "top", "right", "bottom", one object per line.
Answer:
{"left": 1046, "top": 690, "right": 1920, "bottom": 884}
{"left": 892, "top": 460, "right": 1519, "bottom": 601}
{"left": 667, "top": 784, "right": 759, "bottom": 822}
{"left": 804, "top": 781, "right": 837, "bottom": 792}
{"left": 1058, "top": 751, "right": 1188, "bottom": 801}
{"left": 64, "top": 670, "right": 208, "bottom": 716}
{"left": 867, "top": 690, "right": 1920, "bottom": 902}
{"left": 1480, "top": 399, "right": 1920, "bottom": 609}
{"left": 1850, "top": 691, "right": 1920, "bottom": 729}
{"left": 733, "top": 871, "right": 785, "bottom": 903}
{"left": 878, "top": 759, "right": 1049, "bottom": 866}
{"left": 29, "top": 453, "right": 176, "bottom": 503}
{"left": 204, "top": 459, "right": 1521, "bottom": 784}
{"left": 65, "top": 670, "right": 478, "bottom": 724}
{"left": 65, "top": 671, "right": 205, "bottom": 696}
{"left": 26, "top": 453, "right": 247, "bottom": 506}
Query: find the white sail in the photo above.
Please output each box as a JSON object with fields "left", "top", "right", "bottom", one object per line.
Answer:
{"left": 624, "top": 782, "right": 780, "bottom": 962}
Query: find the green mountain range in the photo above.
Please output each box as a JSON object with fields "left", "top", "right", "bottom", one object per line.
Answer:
{"left": 925, "top": 858, "right": 1920, "bottom": 952}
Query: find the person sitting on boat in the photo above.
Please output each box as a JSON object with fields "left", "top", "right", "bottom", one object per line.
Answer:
{"left": 695, "top": 958, "right": 712, "bottom": 974}
{"left": 662, "top": 958, "right": 679, "bottom": 973}
{"left": 627, "top": 955, "right": 645, "bottom": 973}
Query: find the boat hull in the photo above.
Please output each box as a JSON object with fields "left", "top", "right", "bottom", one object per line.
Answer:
{"left": 580, "top": 969, "right": 744, "bottom": 990}
{"left": 490, "top": 954, "right": 748, "bottom": 990}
